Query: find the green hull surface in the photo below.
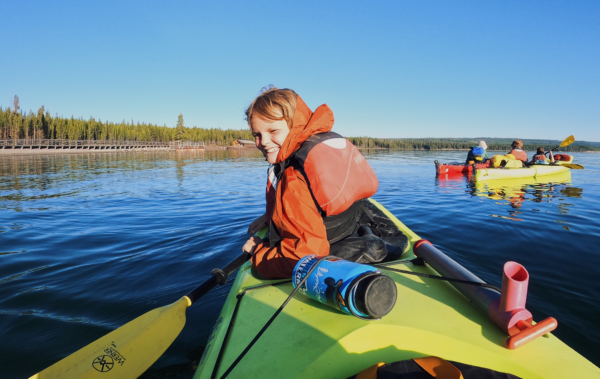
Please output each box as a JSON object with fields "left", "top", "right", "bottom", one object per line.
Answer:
{"left": 475, "top": 165, "right": 569, "bottom": 181}
{"left": 194, "top": 199, "right": 599, "bottom": 379}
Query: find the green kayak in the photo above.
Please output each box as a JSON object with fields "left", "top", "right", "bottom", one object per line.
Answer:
{"left": 194, "top": 199, "right": 599, "bottom": 379}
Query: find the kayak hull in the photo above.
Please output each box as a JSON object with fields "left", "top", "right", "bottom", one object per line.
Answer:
{"left": 554, "top": 154, "right": 574, "bottom": 164}
{"left": 474, "top": 165, "right": 569, "bottom": 181}
{"left": 435, "top": 160, "right": 490, "bottom": 174}
{"left": 475, "top": 171, "right": 572, "bottom": 192}
{"left": 194, "top": 199, "right": 598, "bottom": 379}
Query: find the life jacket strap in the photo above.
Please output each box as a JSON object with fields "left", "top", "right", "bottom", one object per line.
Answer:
{"left": 413, "top": 356, "right": 464, "bottom": 379}
{"left": 355, "top": 362, "right": 385, "bottom": 379}
{"left": 353, "top": 357, "right": 464, "bottom": 379}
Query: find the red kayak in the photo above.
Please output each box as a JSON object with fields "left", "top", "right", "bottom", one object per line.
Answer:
{"left": 435, "top": 160, "right": 490, "bottom": 174}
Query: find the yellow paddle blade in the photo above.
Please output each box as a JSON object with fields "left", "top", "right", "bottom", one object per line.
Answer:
{"left": 560, "top": 135, "right": 575, "bottom": 147}
{"left": 30, "top": 296, "right": 191, "bottom": 379}
{"left": 560, "top": 163, "right": 584, "bottom": 169}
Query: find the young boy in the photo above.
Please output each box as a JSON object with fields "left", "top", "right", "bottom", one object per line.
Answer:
{"left": 242, "top": 88, "right": 378, "bottom": 278}
{"left": 530, "top": 147, "right": 554, "bottom": 165}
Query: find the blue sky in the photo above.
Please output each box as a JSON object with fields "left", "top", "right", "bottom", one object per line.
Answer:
{"left": 2, "top": 1, "right": 599, "bottom": 141}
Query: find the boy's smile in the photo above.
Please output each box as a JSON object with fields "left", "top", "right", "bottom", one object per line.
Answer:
{"left": 250, "top": 117, "right": 290, "bottom": 164}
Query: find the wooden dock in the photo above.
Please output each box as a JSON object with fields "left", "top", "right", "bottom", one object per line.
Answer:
{"left": 0, "top": 139, "right": 174, "bottom": 151}
{"left": 0, "top": 139, "right": 257, "bottom": 156}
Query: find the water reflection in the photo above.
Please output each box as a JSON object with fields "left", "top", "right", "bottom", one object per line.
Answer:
{"left": 436, "top": 171, "right": 584, "bottom": 225}
{"left": 174, "top": 150, "right": 205, "bottom": 186}
{"left": 469, "top": 171, "right": 577, "bottom": 209}
{"left": 0, "top": 150, "right": 264, "bottom": 209}
{"left": 561, "top": 186, "right": 583, "bottom": 198}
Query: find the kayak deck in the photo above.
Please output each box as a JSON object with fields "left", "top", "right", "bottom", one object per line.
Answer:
{"left": 194, "top": 199, "right": 598, "bottom": 379}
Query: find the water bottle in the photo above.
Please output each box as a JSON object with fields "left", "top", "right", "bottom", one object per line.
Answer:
{"left": 292, "top": 255, "right": 397, "bottom": 320}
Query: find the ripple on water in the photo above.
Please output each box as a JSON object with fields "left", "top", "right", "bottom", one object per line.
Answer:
{"left": 1, "top": 150, "right": 599, "bottom": 378}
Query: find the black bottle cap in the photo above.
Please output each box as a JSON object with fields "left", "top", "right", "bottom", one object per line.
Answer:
{"left": 354, "top": 274, "right": 397, "bottom": 318}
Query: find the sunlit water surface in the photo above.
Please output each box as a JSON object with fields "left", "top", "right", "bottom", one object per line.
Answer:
{"left": 1, "top": 150, "right": 599, "bottom": 378}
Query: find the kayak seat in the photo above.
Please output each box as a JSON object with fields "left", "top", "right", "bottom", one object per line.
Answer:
{"left": 348, "top": 358, "right": 522, "bottom": 379}
{"left": 329, "top": 201, "right": 408, "bottom": 264}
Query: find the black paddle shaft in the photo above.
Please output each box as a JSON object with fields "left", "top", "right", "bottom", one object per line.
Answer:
{"left": 186, "top": 253, "right": 251, "bottom": 305}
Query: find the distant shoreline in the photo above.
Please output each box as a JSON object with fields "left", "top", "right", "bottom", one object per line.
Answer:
{"left": 2, "top": 147, "right": 598, "bottom": 157}
{"left": 358, "top": 147, "right": 471, "bottom": 151}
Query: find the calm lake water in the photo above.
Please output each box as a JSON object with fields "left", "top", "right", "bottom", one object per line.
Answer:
{"left": 1, "top": 149, "right": 599, "bottom": 378}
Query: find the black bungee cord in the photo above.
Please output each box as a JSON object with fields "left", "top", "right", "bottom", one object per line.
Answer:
{"left": 373, "top": 258, "right": 502, "bottom": 293}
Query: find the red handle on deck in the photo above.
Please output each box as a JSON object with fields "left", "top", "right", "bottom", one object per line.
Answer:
{"left": 506, "top": 317, "right": 558, "bottom": 350}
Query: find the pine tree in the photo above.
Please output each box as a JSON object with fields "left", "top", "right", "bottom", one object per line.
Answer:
{"left": 13, "top": 95, "right": 20, "bottom": 114}
{"left": 175, "top": 114, "right": 187, "bottom": 141}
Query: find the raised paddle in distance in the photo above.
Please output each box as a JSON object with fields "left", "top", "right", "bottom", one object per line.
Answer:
{"left": 544, "top": 136, "right": 584, "bottom": 169}
{"left": 546, "top": 135, "right": 575, "bottom": 153}
{"left": 29, "top": 252, "right": 250, "bottom": 379}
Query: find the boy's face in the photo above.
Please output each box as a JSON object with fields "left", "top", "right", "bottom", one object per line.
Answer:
{"left": 250, "top": 117, "right": 290, "bottom": 164}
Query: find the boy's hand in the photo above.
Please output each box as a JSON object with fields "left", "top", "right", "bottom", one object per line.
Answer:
{"left": 242, "top": 236, "right": 263, "bottom": 255}
{"left": 247, "top": 213, "right": 268, "bottom": 235}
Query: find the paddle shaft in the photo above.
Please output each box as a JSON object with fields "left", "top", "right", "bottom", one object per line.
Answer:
{"left": 186, "top": 253, "right": 250, "bottom": 304}
{"left": 546, "top": 145, "right": 560, "bottom": 153}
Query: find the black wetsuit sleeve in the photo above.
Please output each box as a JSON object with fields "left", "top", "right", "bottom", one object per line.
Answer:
{"left": 465, "top": 150, "right": 474, "bottom": 164}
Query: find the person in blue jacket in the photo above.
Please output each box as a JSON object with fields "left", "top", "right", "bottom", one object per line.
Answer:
{"left": 466, "top": 140, "right": 488, "bottom": 164}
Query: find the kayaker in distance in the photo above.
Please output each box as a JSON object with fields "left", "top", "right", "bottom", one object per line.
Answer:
{"left": 465, "top": 140, "right": 488, "bottom": 164}
{"left": 530, "top": 147, "right": 555, "bottom": 165}
{"left": 242, "top": 87, "right": 379, "bottom": 278}
{"left": 508, "top": 139, "right": 528, "bottom": 162}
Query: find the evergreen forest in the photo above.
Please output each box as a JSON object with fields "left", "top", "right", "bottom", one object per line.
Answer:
{"left": 348, "top": 137, "right": 599, "bottom": 152}
{"left": 0, "top": 103, "right": 253, "bottom": 145}
{"left": 1, "top": 100, "right": 597, "bottom": 151}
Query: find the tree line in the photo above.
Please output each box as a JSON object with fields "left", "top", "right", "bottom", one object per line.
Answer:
{"left": 1, "top": 98, "right": 596, "bottom": 151}
{"left": 0, "top": 100, "right": 253, "bottom": 145}
{"left": 348, "top": 137, "right": 598, "bottom": 152}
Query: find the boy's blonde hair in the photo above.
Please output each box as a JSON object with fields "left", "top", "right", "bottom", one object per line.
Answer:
{"left": 512, "top": 139, "right": 523, "bottom": 149}
{"left": 245, "top": 87, "right": 298, "bottom": 128}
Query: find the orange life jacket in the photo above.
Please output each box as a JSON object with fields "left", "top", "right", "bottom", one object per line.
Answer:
{"left": 266, "top": 132, "right": 378, "bottom": 244}
{"left": 508, "top": 149, "right": 528, "bottom": 162}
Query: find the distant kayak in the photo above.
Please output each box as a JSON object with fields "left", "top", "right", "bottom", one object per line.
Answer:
{"left": 435, "top": 160, "right": 490, "bottom": 174}
{"left": 474, "top": 164, "right": 570, "bottom": 181}
{"left": 436, "top": 154, "right": 575, "bottom": 176}
{"left": 194, "top": 198, "right": 599, "bottom": 379}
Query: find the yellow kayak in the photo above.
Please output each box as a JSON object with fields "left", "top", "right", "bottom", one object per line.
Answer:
{"left": 474, "top": 170, "right": 572, "bottom": 198}
{"left": 475, "top": 165, "right": 569, "bottom": 181}
{"left": 193, "top": 199, "right": 599, "bottom": 379}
